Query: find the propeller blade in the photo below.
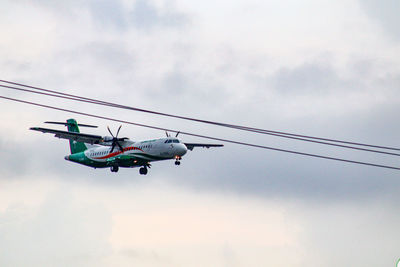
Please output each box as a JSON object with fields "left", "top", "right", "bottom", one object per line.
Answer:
{"left": 116, "top": 141, "right": 124, "bottom": 152}
{"left": 110, "top": 143, "right": 116, "bottom": 153}
{"left": 107, "top": 126, "right": 114, "bottom": 137}
{"left": 116, "top": 125, "right": 122, "bottom": 138}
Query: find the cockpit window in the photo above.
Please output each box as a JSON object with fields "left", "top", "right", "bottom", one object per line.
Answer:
{"left": 164, "top": 139, "right": 179, "bottom": 143}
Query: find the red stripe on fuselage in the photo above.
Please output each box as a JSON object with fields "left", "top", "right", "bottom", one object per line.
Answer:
{"left": 93, "top": 146, "right": 143, "bottom": 160}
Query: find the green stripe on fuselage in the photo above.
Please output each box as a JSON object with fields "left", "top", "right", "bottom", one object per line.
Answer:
{"left": 66, "top": 151, "right": 170, "bottom": 169}
{"left": 67, "top": 152, "right": 108, "bottom": 168}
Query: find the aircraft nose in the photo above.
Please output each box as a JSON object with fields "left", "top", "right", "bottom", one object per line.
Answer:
{"left": 64, "top": 155, "right": 70, "bottom": 161}
{"left": 176, "top": 144, "right": 187, "bottom": 157}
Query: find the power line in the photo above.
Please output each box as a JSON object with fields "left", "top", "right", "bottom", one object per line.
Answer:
{"left": 1, "top": 79, "right": 399, "bottom": 152}
{"left": 2, "top": 81, "right": 398, "bottom": 156}
{"left": 1, "top": 94, "right": 400, "bottom": 171}
{"left": 5, "top": 81, "right": 399, "bottom": 156}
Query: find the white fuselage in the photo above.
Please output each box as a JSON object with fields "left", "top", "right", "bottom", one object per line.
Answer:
{"left": 85, "top": 137, "right": 187, "bottom": 163}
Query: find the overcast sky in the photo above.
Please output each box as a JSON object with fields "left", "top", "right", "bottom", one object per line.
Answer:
{"left": 1, "top": 0, "right": 400, "bottom": 266}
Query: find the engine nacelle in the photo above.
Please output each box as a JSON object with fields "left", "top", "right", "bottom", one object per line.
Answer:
{"left": 103, "top": 136, "right": 114, "bottom": 142}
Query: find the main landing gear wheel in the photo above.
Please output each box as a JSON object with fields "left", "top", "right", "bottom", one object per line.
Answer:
{"left": 111, "top": 166, "right": 119, "bottom": 173}
{"left": 175, "top": 160, "right": 181, "bottom": 166}
{"left": 139, "top": 167, "right": 148, "bottom": 175}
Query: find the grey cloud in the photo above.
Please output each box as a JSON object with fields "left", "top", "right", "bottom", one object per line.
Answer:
{"left": 164, "top": 142, "right": 400, "bottom": 203}
{"left": 42, "top": 42, "right": 137, "bottom": 92}
{"left": 0, "top": 139, "right": 34, "bottom": 178}
{"left": 134, "top": 67, "right": 230, "bottom": 116}
{"left": 153, "top": 60, "right": 400, "bottom": 201}
{"left": 12, "top": 0, "right": 189, "bottom": 31}
{"left": 0, "top": 136, "right": 75, "bottom": 180}
{"left": 271, "top": 63, "right": 341, "bottom": 95}
{"left": 3, "top": 0, "right": 400, "bottom": 204}
{"left": 88, "top": 0, "right": 190, "bottom": 30}
{"left": 89, "top": 0, "right": 126, "bottom": 29}
{"left": 359, "top": 0, "right": 400, "bottom": 41}
{"left": 73, "top": 42, "right": 135, "bottom": 72}
{"left": 129, "top": 0, "right": 189, "bottom": 30}
{"left": 5, "top": 58, "right": 400, "bottom": 203}
{"left": 13, "top": 0, "right": 87, "bottom": 17}
{"left": 160, "top": 70, "right": 227, "bottom": 104}
{"left": 163, "top": 71, "right": 187, "bottom": 96}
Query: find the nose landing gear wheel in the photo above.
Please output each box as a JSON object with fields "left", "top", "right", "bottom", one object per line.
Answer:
{"left": 175, "top": 156, "right": 182, "bottom": 166}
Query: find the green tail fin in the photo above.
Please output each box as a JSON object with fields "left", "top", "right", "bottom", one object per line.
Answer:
{"left": 66, "top": 119, "right": 88, "bottom": 154}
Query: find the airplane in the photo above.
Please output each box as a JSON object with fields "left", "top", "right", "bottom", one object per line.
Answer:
{"left": 30, "top": 119, "right": 223, "bottom": 175}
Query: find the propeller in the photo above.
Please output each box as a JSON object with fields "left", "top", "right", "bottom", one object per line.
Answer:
{"left": 107, "top": 125, "right": 127, "bottom": 153}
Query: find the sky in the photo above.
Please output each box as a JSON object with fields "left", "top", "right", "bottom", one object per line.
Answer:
{"left": 1, "top": 0, "right": 400, "bottom": 266}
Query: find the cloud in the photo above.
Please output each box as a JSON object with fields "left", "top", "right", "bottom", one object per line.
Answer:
{"left": 294, "top": 198, "right": 400, "bottom": 267}
{"left": 271, "top": 63, "right": 340, "bottom": 95}
{"left": 1, "top": 180, "right": 399, "bottom": 267}
{"left": 129, "top": 0, "right": 189, "bottom": 30}
{"left": 0, "top": 139, "right": 30, "bottom": 178}
{"left": 0, "top": 187, "right": 112, "bottom": 267}
{"left": 1, "top": 1, "right": 400, "bottom": 265}
{"left": 359, "top": 0, "right": 400, "bottom": 41}
{"left": 2, "top": 53, "right": 400, "bottom": 202}
{"left": 7, "top": 0, "right": 189, "bottom": 32}
{"left": 89, "top": 0, "right": 127, "bottom": 29}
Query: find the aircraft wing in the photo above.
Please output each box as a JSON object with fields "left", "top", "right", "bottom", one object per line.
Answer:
{"left": 184, "top": 143, "right": 224, "bottom": 151}
{"left": 30, "top": 127, "right": 103, "bottom": 145}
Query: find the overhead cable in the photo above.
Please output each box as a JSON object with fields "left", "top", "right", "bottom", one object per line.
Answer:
{"left": 1, "top": 94, "right": 400, "bottom": 171}
{"left": 1, "top": 79, "right": 399, "bottom": 153}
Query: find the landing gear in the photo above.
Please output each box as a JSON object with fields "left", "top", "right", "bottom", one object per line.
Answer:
{"left": 139, "top": 162, "right": 151, "bottom": 175}
{"left": 139, "top": 166, "right": 148, "bottom": 175}
{"left": 175, "top": 156, "right": 182, "bottom": 166}
{"left": 111, "top": 165, "right": 119, "bottom": 173}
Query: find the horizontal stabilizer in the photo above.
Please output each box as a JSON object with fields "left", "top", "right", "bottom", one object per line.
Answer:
{"left": 30, "top": 127, "right": 103, "bottom": 144}
{"left": 45, "top": 121, "right": 98, "bottom": 128}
